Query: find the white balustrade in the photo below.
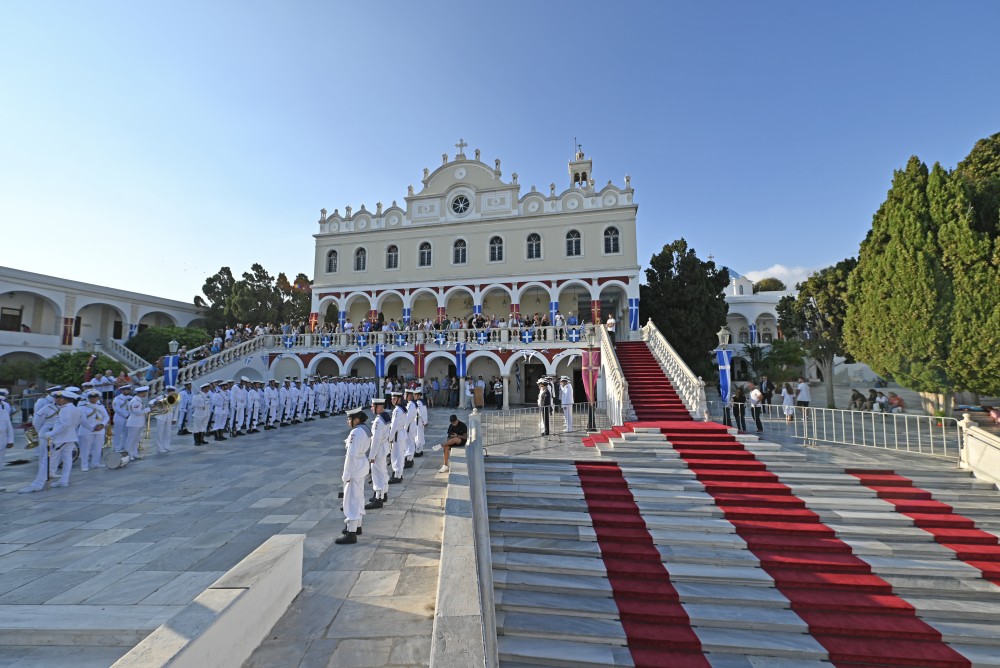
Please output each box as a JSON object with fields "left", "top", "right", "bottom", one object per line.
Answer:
{"left": 597, "top": 325, "right": 632, "bottom": 425}
{"left": 640, "top": 318, "right": 707, "bottom": 420}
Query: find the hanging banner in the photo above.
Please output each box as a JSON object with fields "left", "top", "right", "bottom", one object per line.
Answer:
{"left": 476, "top": 330, "right": 488, "bottom": 345}
{"left": 567, "top": 327, "right": 581, "bottom": 343}
{"left": 308, "top": 312, "right": 319, "bottom": 333}
{"left": 454, "top": 342, "right": 467, "bottom": 377}
{"left": 549, "top": 301, "right": 558, "bottom": 326}
{"left": 582, "top": 349, "right": 601, "bottom": 403}
{"left": 162, "top": 354, "right": 180, "bottom": 388}
{"left": 374, "top": 343, "right": 385, "bottom": 377}
{"left": 283, "top": 336, "right": 295, "bottom": 349}
{"left": 520, "top": 329, "right": 534, "bottom": 344}
{"left": 414, "top": 343, "right": 426, "bottom": 377}
{"left": 716, "top": 349, "right": 733, "bottom": 403}
{"left": 749, "top": 324, "right": 757, "bottom": 345}
{"left": 434, "top": 331, "right": 447, "bottom": 346}
{"left": 628, "top": 297, "right": 640, "bottom": 331}
{"left": 395, "top": 333, "right": 407, "bottom": 347}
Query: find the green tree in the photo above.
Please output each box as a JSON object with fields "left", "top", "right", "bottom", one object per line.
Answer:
{"left": 844, "top": 157, "right": 998, "bottom": 414}
{"left": 0, "top": 358, "right": 42, "bottom": 385}
{"left": 955, "top": 131, "right": 1000, "bottom": 236}
{"left": 125, "top": 326, "right": 212, "bottom": 362}
{"left": 39, "top": 352, "right": 125, "bottom": 386}
{"left": 276, "top": 272, "right": 312, "bottom": 324}
{"left": 194, "top": 264, "right": 312, "bottom": 329}
{"left": 194, "top": 266, "right": 235, "bottom": 330}
{"left": 757, "top": 338, "right": 806, "bottom": 383}
{"left": 778, "top": 257, "right": 857, "bottom": 408}
{"left": 753, "top": 277, "right": 787, "bottom": 293}
{"left": 640, "top": 239, "right": 730, "bottom": 379}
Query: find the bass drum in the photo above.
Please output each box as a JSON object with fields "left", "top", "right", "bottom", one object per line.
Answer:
{"left": 102, "top": 449, "right": 129, "bottom": 469}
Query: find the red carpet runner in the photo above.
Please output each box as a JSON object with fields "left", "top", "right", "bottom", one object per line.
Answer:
{"left": 605, "top": 340, "right": 972, "bottom": 667}
{"left": 849, "top": 470, "right": 1000, "bottom": 585}
{"left": 575, "top": 461, "right": 709, "bottom": 668}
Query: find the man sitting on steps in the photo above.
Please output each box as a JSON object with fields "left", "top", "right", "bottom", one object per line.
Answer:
{"left": 433, "top": 414, "right": 467, "bottom": 473}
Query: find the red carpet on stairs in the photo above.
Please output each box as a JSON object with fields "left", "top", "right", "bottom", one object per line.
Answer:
{"left": 849, "top": 470, "right": 1000, "bottom": 585}
{"left": 610, "top": 341, "right": 973, "bottom": 668}
{"left": 575, "top": 461, "right": 709, "bottom": 668}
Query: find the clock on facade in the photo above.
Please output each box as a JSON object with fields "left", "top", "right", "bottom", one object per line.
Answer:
{"left": 451, "top": 195, "right": 471, "bottom": 215}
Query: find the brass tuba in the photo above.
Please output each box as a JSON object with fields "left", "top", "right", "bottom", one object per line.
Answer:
{"left": 148, "top": 392, "right": 179, "bottom": 416}
{"left": 24, "top": 425, "right": 39, "bottom": 449}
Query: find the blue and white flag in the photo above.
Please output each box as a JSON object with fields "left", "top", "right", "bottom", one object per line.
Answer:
{"left": 283, "top": 336, "right": 295, "bottom": 349}
{"left": 473, "top": 303, "right": 482, "bottom": 315}
{"left": 320, "top": 335, "right": 331, "bottom": 348}
{"left": 127, "top": 324, "right": 138, "bottom": 340}
{"left": 356, "top": 333, "right": 367, "bottom": 348}
{"left": 402, "top": 308, "right": 411, "bottom": 326}
{"left": 260, "top": 355, "right": 269, "bottom": 366}
{"left": 476, "top": 330, "right": 488, "bottom": 345}
{"left": 455, "top": 342, "right": 467, "bottom": 377}
{"left": 338, "top": 311, "right": 346, "bottom": 329}
{"left": 514, "top": 362, "right": 522, "bottom": 395}
{"left": 244, "top": 357, "right": 252, "bottom": 367}
{"left": 549, "top": 301, "right": 558, "bottom": 325}
{"left": 395, "top": 333, "right": 407, "bottom": 347}
{"left": 520, "top": 329, "right": 534, "bottom": 344}
{"left": 163, "top": 355, "right": 179, "bottom": 387}
{"left": 716, "top": 349, "right": 733, "bottom": 404}
{"left": 567, "top": 327, "right": 580, "bottom": 343}
{"left": 749, "top": 324, "right": 757, "bottom": 345}
{"left": 434, "top": 331, "right": 447, "bottom": 346}
{"left": 628, "top": 297, "right": 640, "bottom": 331}
{"left": 374, "top": 343, "right": 385, "bottom": 377}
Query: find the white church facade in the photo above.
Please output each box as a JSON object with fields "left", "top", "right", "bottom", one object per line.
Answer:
{"left": 304, "top": 141, "right": 642, "bottom": 406}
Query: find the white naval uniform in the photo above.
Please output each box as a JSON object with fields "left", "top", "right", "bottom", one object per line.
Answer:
{"left": 78, "top": 400, "right": 109, "bottom": 469}
{"left": 151, "top": 397, "right": 173, "bottom": 453}
{"left": 231, "top": 384, "right": 247, "bottom": 433}
{"left": 177, "top": 388, "right": 192, "bottom": 432}
{"left": 111, "top": 393, "right": 130, "bottom": 452}
{"left": 413, "top": 400, "right": 427, "bottom": 454}
{"left": 32, "top": 401, "right": 60, "bottom": 476}
{"left": 124, "top": 396, "right": 149, "bottom": 459}
{"left": 37, "top": 402, "right": 82, "bottom": 488}
{"left": 404, "top": 399, "right": 418, "bottom": 459}
{"left": 210, "top": 390, "right": 227, "bottom": 431}
{"left": 369, "top": 411, "right": 391, "bottom": 499}
{"left": 0, "top": 399, "right": 14, "bottom": 470}
{"left": 342, "top": 423, "right": 371, "bottom": 532}
{"left": 190, "top": 390, "right": 211, "bottom": 435}
{"left": 388, "top": 402, "right": 407, "bottom": 477}
{"left": 560, "top": 383, "right": 574, "bottom": 432}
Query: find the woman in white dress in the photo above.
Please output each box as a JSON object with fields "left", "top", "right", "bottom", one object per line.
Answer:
{"left": 780, "top": 383, "right": 796, "bottom": 422}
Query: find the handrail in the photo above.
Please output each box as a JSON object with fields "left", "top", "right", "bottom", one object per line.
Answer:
{"left": 597, "top": 325, "right": 631, "bottom": 425}
{"left": 959, "top": 413, "right": 1000, "bottom": 488}
{"left": 478, "top": 401, "right": 611, "bottom": 446}
{"left": 273, "top": 324, "right": 596, "bottom": 350}
{"left": 87, "top": 337, "right": 151, "bottom": 374}
{"left": 144, "top": 335, "right": 268, "bottom": 396}
{"left": 641, "top": 318, "right": 707, "bottom": 420}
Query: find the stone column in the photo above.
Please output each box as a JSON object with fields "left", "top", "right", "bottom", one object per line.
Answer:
{"left": 501, "top": 374, "right": 510, "bottom": 410}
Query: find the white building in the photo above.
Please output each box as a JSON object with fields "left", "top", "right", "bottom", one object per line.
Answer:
{"left": 305, "top": 141, "right": 642, "bottom": 405}
{"left": 0, "top": 266, "right": 205, "bottom": 369}
{"left": 723, "top": 275, "right": 793, "bottom": 381}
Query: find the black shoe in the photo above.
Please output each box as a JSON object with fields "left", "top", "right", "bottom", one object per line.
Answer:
{"left": 389, "top": 475, "right": 403, "bottom": 484}
{"left": 414, "top": 451, "right": 423, "bottom": 458}
{"left": 337, "top": 491, "right": 344, "bottom": 498}
{"left": 280, "top": 423, "right": 288, "bottom": 427}
{"left": 335, "top": 532, "right": 357, "bottom": 544}
{"left": 365, "top": 499, "right": 384, "bottom": 510}
{"left": 404, "top": 459, "right": 414, "bottom": 469}
{"left": 250, "top": 429, "right": 260, "bottom": 434}
{"left": 341, "top": 526, "right": 362, "bottom": 535}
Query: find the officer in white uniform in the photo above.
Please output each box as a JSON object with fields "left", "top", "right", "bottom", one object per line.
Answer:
{"left": 78, "top": 389, "right": 109, "bottom": 469}
{"left": 559, "top": 376, "right": 574, "bottom": 432}
{"left": 336, "top": 406, "right": 371, "bottom": 545}
{"left": 231, "top": 377, "right": 248, "bottom": 436}
{"left": 22, "top": 390, "right": 82, "bottom": 491}
{"left": 0, "top": 390, "right": 14, "bottom": 471}
{"left": 191, "top": 382, "right": 212, "bottom": 445}
{"left": 177, "top": 382, "right": 193, "bottom": 435}
{"left": 403, "top": 388, "right": 418, "bottom": 468}
{"left": 366, "top": 397, "right": 391, "bottom": 508}
{"left": 151, "top": 386, "right": 175, "bottom": 453}
{"left": 387, "top": 391, "right": 407, "bottom": 483}
{"left": 111, "top": 385, "right": 132, "bottom": 453}
{"left": 125, "top": 386, "right": 151, "bottom": 459}
{"left": 413, "top": 388, "right": 427, "bottom": 457}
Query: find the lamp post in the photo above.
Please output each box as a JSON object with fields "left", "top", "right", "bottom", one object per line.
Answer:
{"left": 716, "top": 326, "right": 733, "bottom": 427}
{"left": 585, "top": 326, "right": 597, "bottom": 431}
{"left": 168, "top": 340, "right": 179, "bottom": 354}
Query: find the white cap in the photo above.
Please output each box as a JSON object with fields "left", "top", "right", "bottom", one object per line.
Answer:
{"left": 58, "top": 390, "right": 80, "bottom": 400}
{"left": 135, "top": 386, "right": 150, "bottom": 393}
{"left": 240, "top": 376, "right": 250, "bottom": 382}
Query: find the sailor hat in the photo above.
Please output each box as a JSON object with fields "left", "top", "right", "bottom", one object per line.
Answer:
{"left": 390, "top": 391, "right": 404, "bottom": 397}
{"left": 118, "top": 384, "right": 132, "bottom": 391}
{"left": 200, "top": 382, "right": 212, "bottom": 389}
{"left": 370, "top": 397, "right": 385, "bottom": 404}
{"left": 240, "top": 376, "right": 250, "bottom": 382}
{"left": 86, "top": 390, "right": 102, "bottom": 398}
{"left": 46, "top": 385, "right": 64, "bottom": 393}
{"left": 134, "top": 386, "right": 150, "bottom": 393}
{"left": 346, "top": 406, "right": 366, "bottom": 418}
{"left": 560, "top": 376, "right": 571, "bottom": 382}
{"left": 536, "top": 379, "right": 547, "bottom": 385}
{"left": 57, "top": 390, "right": 80, "bottom": 400}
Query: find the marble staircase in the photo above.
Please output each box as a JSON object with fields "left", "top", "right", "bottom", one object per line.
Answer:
{"left": 489, "top": 431, "right": 1000, "bottom": 667}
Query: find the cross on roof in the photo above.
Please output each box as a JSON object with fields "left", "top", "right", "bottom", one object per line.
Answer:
{"left": 455, "top": 138, "right": 468, "bottom": 154}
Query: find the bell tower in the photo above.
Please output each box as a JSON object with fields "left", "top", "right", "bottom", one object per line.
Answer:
{"left": 568, "top": 141, "right": 592, "bottom": 189}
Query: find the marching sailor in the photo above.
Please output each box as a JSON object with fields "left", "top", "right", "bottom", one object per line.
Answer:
{"left": 336, "top": 406, "right": 371, "bottom": 545}
{"left": 231, "top": 377, "right": 248, "bottom": 437}
{"left": 78, "top": 389, "right": 109, "bottom": 469}
{"left": 537, "top": 378, "right": 552, "bottom": 436}
{"left": 111, "top": 385, "right": 132, "bottom": 453}
{"left": 413, "top": 387, "right": 427, "bottom": 458}
{"left": 151, "top": 386, "right": 175, "bottom": 453}
{"left": 210, "top": 382, "right": 228, "bottom": 441}
{"left": 124, "top": 386, "right": 151, "bottom": 460}
{"left": 366, "top": 397, "right": 391, "bottom": 509}
{"left": 25, "top": 390, "right": 82, "bottom": 490}
{"left": 177, "top": 382, "right": 193, "bottom": 436}
{"left": 387, "top": 391, "right": 407, "bottom": 483}
{"left": 403, "top": 388, "right": 418, "bottom": 468}
{"left": 559, "top": 376, "right": 574, "bottom": 433}
{"left": 191, "top": 382, "right": 212, "bottom": 446}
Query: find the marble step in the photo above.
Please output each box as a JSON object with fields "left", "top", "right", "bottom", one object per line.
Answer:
{"left": 0, "top": 604, "right": 178, "bottom": 647}
{"left": 498, "top": 611, "right": 829, "bottom": 662}
{"left": 498, "top": 635, "right": 634, "bottom": 667}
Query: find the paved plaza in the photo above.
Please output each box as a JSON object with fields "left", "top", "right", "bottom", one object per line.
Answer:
{"left": 0, "top": 408, "right": 457, "bottom": 667}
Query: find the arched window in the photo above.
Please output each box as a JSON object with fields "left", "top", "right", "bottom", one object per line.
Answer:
{"left": 565, "top": 230, "right": 581, "bottom": 257}
{"left": 325, "top": 250, "right": 338, "bottom": 273}
{"left": 738, "top": 327, "right": 749, "bottom": 344}
{"left": 418, "top": 242, "right": 432, "bottom": 267}
{"left": 453, "top": 239, "right": 467, "bottom": 265}
{"left": 489, "top": 236, "right": 504, "bottom": 262}
{"left": 386, "top": 245, "right": 399, "bottom": 270}
{"left": 762, "top": 327, "right": 773, "bottom": 344}
{"left": 738, "top": 285, "right": 744, "bottom": 295}
{"left": 354, "top": 248, "right": 367, "bottom": 272}
{"left": 526, "top": 233, "right": 542, "bottom": 260}
{"left": 603, "top": 226, "right": 620, "bottom": 254}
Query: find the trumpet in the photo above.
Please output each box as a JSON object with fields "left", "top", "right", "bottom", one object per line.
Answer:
{"left": 148, "top": 392, "right": 179, "bottom": 416}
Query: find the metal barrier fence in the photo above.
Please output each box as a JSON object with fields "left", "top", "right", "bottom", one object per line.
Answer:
{"left": 706, "top": 401, "right": 962, "bottom": 460}
{"left": 479, "top": 401, "right": 610, "bottom": 447}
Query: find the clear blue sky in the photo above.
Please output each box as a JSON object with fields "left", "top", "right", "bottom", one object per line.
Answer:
{"left": 2, "top": 1, "right": 998, "bottom": 302}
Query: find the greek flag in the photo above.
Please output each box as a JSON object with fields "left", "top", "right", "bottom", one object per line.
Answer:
{"left": 283, "top": 336, "right": 295, "bottom": 349}
{"left": 455, "top": 342, "right": 467, "bottom": 377}
{"left": 321, "top": 335, "right": 331, "bottom": 348}
{"left": 628, "top": 297, "right": 640, "bottom": 331}
{"left": 163, "top": 355, "right": 179, "bottom": 387}
{"left": 434, "top": 331, "right": 447, "bottom": 346}
{"left": 549, "top": 301, "right": 558, "bottom": 325}
{"left": 716, "top": 349, "right": 733, "bottom": 403}
{"left": 514, "top": 362, "right": 521, "bottom": 394}
{"left": 521, "top": 329, "right": 534, "bottom": 344}
{"left": 375, "top": 343, "right": 385, "bottom": 377}
{"left": 260, "top": 355, "right": 269, "bottom": 366}
{"left": 473, "top": 303, "right": 482, "bottom": 315}
{"left": 402, "top": 308, "right": 411, "bottom": 326}
{"left": 476, "top": 330, "right": 488, "bottom": 344}
{"left": 567, "top": 328, "right": 580, "bottom": 343}
{"left": 338, "top": 311, "right": 346, "bottom": 329}
{"left": 356, "top": 333, "right": 367, "bottom": 348}
{"left": 127, "top": 324, "right": 138, "bottom": 339}
{"left": 749, "top": 324, "right": 757, "bottom": 344}
{"left": 395, "top": 333, "right": 407, "bottom": 347}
